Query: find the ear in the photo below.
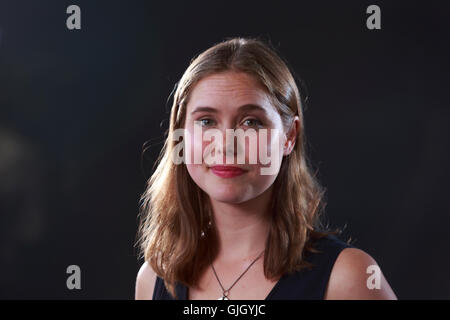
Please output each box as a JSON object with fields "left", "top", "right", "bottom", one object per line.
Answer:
{"left": 283, "top": 116, "right": 300, "bottom": 156}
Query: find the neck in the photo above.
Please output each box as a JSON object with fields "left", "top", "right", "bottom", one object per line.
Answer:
{"left": 209, "top": 186, "right": 273, "bottom": 263}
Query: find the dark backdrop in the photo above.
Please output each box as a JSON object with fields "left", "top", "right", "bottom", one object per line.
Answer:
{"left": 0, "top": 0, "right": 449, "bottom": 299}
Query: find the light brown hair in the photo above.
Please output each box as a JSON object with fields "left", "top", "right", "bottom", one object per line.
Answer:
{"left": 136, "top": 37, "right": 338, "bottom": 299}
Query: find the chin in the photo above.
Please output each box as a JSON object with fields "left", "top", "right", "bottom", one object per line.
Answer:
{"left": 207, "top": 188, "right": 249, "bottom": 204}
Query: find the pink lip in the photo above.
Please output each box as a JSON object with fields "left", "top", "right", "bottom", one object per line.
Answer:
{"left": 210, "top": 165, "right": 247, "bottom": 178}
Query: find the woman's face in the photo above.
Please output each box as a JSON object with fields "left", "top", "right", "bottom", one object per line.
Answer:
{"left": 183, "top": 71, "right": 293, "bottom": 204}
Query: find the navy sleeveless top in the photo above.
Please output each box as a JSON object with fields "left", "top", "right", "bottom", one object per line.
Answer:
{"left": 152, "top": 233, "right": 355, "bottom": 300}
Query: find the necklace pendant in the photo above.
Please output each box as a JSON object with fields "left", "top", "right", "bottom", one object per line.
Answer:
{"left": 218, "top": 289, "right": 230, "bottom": 300}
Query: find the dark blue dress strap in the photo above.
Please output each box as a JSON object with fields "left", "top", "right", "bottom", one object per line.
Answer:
{"left": 267, "top": 233, "right": 355, "bottom": 300}
{"left": 153, "top": 275, "right": 187, "bottom": 300}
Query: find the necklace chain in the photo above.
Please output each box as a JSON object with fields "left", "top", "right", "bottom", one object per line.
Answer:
{"left": 211, "top": 250, "right": 264, "bottom": 300}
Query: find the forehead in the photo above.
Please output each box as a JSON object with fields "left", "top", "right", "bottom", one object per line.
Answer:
{"left": 186, "top": 71, "right": 272, "bottom": 110}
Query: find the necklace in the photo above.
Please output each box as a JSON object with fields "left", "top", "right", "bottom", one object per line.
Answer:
{"left": 211, "top": 250, "right": 265, "bottom": 300}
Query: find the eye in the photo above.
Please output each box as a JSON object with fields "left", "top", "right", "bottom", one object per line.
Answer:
{"left": 242, "top": 118, "right": 263, "bottom": 128}
{"left": 197, "top": 118, "right": 216, "bottom": 127}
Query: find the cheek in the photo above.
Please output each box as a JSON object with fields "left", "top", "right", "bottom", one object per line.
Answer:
{"left": 185, "top": 126, "right": 210, "bottom": 164}
{"left": 241, "top": 129, "right": 284, "bottom": 166}
{"left": 185, "top": 162, "right": 211, "bottom": 194}
{"left": 185, "top": 163, "right": 201, "bottom": 178}
{"left": 184, "top": 127, "right": 209, "bottom": 187}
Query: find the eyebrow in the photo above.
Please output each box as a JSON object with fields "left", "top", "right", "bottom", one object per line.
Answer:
{"left": 190, "top": 104, "right": 268, "bottom": 115}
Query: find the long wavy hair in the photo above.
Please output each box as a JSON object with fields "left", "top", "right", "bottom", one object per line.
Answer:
{"left": 136, "top": 37, "right": 339, "bottom": 299}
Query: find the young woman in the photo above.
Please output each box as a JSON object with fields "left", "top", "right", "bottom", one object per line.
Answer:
{"left": 135, "top": 37, "right": 397, "bottom": 300}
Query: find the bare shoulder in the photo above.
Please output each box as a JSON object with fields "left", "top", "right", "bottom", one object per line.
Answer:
{"left": 135, "top": 261, "right": 158, "bottom": 300}
{"left": 325, "top": 247, "right": 397, "bottom": 300}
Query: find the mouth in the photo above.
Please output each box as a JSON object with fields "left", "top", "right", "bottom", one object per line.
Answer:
{"left": 209, "top": 165, "right": 248, "bottom": 178}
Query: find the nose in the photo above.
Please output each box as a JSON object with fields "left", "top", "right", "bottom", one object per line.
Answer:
{"left": 214, "top": 128, "right": 237, "bottom": 164}
{"left": 223, "top": 127, "right": 253, "bottom": 165}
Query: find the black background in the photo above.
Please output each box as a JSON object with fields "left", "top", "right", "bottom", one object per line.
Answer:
{"left": 0, "top": 0, "right": 449, "bottom": 299}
